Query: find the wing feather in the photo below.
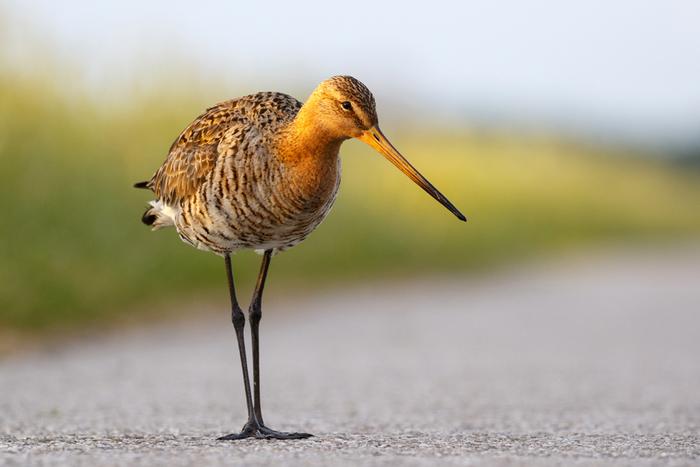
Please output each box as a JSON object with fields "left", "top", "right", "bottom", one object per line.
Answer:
{"left": 148, "top": 99, "right": 245, "bottom": 204}
{"left": 145, "top": 92, "right": 302, "bottom": 205}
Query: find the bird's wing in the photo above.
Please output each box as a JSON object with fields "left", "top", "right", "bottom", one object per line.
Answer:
{"left": 146, "top": 93, "right": 303, "bottom": 205}
{"left": 147, "top": 99, "right": 248, "bottom": 205}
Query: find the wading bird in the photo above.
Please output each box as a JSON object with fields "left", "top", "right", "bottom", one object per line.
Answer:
{"left": 134, "top": 76, "right": 465, "bottom": 440}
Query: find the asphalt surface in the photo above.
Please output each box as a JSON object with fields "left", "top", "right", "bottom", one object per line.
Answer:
{"left": 1, "top": 247, "right": 699, "bottom": 466}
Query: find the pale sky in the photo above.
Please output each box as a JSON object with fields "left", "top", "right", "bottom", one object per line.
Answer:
{"left": 4, "top": 0, "right": 700, "bottom": 147}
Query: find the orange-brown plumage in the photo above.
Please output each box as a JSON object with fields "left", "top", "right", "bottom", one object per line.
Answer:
{"left": 133, "top": 76, "right": 466, "bottom": 441}
{"left": 137, "top": 75, "right": 464, "bottom": 255}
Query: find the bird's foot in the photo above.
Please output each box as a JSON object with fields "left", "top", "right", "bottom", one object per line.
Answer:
{"left": 218, "top": 421, "right": 312, "bottom": 441}
{"left": 257, "top": 424, "right": 313, "bottom": 440}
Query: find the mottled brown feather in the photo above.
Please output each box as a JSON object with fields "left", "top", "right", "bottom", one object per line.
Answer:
{"left": 137, "top": 77, "right": 380, "bottom": 254}
{"left": 148, "top": 100, "right": 242, "bottom": 205}
{"left": 147, "top": 94, "right": 304, "bottom": 206}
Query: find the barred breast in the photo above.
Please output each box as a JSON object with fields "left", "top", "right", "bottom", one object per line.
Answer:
{"left": 143, "top": 92, "right": 341, "bottom": 255}
{"left": 177, "top": 145, "right": 341, "bottom": 254}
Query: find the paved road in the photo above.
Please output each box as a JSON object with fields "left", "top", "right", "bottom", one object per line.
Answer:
{"left": 1, "top": 247, "right": 700, "bottom": 466}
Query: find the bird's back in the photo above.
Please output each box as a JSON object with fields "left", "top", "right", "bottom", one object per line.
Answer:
{"left": 139, "top": 92, "right": 341, "bottom": 254}
{"left": 148, "top": 92, "right": 302, "bottom": 206}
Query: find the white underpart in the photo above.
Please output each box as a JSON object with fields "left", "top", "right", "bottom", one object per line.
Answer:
{"left": 148, "top": 199, "right": 178, "bottom": 228}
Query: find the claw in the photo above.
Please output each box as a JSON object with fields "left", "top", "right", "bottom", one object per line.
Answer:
{"left": 218, "top": 422, "right": 312, "bottom": 441}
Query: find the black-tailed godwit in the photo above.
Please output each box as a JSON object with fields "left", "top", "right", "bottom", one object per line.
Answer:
{"left": 135, "top": 76, "right": 465, "bottom": 440}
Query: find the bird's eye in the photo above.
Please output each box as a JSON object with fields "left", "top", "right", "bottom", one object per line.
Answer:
{"left": 341, "top": 101, "right": 352, "bottom": 111}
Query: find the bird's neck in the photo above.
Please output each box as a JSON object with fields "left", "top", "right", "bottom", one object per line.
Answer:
{"left": 275, "top": 102, "right": 343, "bottom": 205}
{"left": 277, "top": 99, "right": 345, "bottom": 165}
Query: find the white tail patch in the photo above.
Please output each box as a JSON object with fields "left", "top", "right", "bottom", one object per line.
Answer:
{"left": 147, "top": 200, "right": 178, "bottom": 230}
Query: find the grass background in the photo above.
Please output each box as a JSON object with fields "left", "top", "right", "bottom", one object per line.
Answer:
{"left": 1, "top": 57, "right": 700, "bottom": 340}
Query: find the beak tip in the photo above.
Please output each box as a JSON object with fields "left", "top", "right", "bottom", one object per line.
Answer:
{"left": 450, "top": 208, "right": 467, "bottom": 222}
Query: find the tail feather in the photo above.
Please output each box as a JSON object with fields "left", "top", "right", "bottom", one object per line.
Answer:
{"left": 141, "top": 209, "right": 157, "bottom": 226}
{"left": 135, "top": 180, "right": 176, "bottom": 229}
{"left": 141, "top": 200, "right": 176, "bottom": 230}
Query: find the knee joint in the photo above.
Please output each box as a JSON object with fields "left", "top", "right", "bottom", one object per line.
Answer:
{"left": 231, "top": 307, "right": 245, "bottom": 329}
{"left": 249, "top": 304, "right": 262, "bottom": 324}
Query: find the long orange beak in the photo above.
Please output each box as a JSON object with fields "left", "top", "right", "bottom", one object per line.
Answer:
{"left": 358, "top": 126, "right": 466, "bottom": 221}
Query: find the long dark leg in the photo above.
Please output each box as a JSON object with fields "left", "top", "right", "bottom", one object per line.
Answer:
{"left": 218, "top": 252, "right": 311, "bottom": 441}
{"left": 248, "top": 249, "right": 312, "bottom": 439}
{"left": 250, "top": 249, "right": 272, "bottom": 425}
{"left": 218, "top": 254, "right": 257, "bottom": 440}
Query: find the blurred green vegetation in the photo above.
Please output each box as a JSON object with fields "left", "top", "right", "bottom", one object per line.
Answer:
{"left": 1, "top": 62, "right": 700, "bottom": 338}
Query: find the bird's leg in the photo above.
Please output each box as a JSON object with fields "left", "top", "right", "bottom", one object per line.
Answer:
{"left": 246, "top": 249, "right": 312, "bottom": 440}
{"left": 217, "top": 254, "right": 259, "bottom": 440}
{"left": 249, "top": 249, "right": 272, "bottom": 426}
{"left": 218, "top": 252, "right": 311, "bottom": 441}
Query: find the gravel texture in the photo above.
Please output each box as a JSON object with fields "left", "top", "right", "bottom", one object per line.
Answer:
{"left": 1, "top": 247, "right": 699, "bottom": 466}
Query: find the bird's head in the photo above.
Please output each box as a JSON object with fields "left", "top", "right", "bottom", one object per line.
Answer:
{"left": 307, "top": 75, "right": 466, "bottom": 222}
{"left": 308, "top": 75, "right": 378, "bottom": 139}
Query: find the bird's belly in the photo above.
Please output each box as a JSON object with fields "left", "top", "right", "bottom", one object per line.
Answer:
{"left": 175, "top": 174, "right": 339, "bottom": 254}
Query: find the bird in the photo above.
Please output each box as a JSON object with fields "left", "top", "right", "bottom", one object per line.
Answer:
{"left": 134, "top": 75, "right": 465, "bottom": 440}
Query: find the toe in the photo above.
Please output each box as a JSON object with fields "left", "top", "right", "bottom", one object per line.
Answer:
{"left": 258, "top": 427, "right": 313, "bottom": 439}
